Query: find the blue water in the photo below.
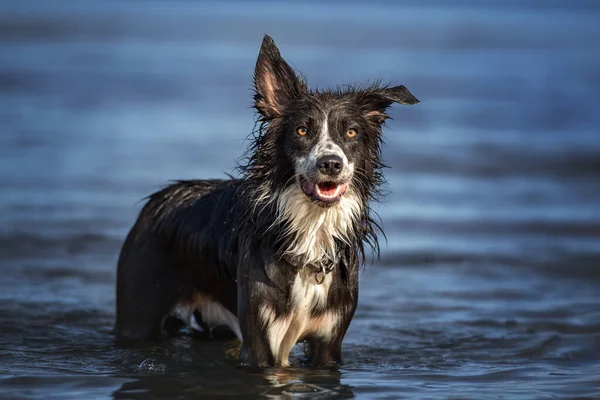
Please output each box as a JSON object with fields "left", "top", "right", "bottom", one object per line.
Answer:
{"left": 1, "top": 1, "right": 599, "bottom": 398}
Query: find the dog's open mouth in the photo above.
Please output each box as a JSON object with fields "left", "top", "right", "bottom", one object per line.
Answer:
{"left": 300, "top": 177, "right": 348, "bottom": 204}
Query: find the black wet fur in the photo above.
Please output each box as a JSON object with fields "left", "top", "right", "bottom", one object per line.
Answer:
{"left": 115, "top": 34, "right": 418, "bottom": 368}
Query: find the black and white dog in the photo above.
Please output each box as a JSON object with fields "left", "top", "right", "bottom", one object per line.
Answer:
{"left": 116, "top": 35, "right": 418, "bottom": 367}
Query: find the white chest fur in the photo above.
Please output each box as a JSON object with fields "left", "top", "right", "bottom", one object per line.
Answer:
{"left": 276, "top": 185, "right": 361, "bottom": 267}
{"left": 259, "top": 269, "right": 339, "bottom": 367}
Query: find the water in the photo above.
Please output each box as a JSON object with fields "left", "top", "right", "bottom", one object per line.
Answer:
{"left": 1, "top": 0, "right": 599, "bottom": 398}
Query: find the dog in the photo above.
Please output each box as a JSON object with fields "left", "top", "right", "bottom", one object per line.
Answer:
{"left": 115, "top": 35, "right": 418, "bottom": 368}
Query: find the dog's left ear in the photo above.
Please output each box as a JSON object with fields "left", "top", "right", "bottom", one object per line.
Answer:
{"left": 253, "top": 35, "right": 307, "bottom": 119}
{"left": 361, "top": 85, "right": 419, "bottom": 124}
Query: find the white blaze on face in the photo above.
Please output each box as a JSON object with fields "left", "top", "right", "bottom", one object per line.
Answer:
{"left": 295, "top": 113, "right": 354, "bottom": 181}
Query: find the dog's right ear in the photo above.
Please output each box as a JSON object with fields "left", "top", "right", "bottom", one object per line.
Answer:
{"left": 253, "top": 35, "right": 306, "bottom": 119}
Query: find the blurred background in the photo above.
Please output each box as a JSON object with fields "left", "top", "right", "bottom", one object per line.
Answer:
{"left": 0, "top": 0, "right": 599, "bottom": 398}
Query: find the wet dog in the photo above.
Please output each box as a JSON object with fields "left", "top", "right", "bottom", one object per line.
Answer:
{"left": 115, "top": 35, "right": 418, "bottom": 367}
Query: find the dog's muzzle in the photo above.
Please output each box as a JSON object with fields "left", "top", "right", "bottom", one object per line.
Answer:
{"left": 317, "top": 155, "right": 343, "bottom": 177}
{"left": 300, "top": 157, "right": 349, "bottom": 204}
{"left": 297, "top": 149, "right": 352, "bottom": 205}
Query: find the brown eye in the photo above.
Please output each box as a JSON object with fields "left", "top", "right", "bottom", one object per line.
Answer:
{"left": 297, "top": 127, "right": 308, "bottom": 136}
{"left": 346, "top": 128, "right": 358, "bottom": 138}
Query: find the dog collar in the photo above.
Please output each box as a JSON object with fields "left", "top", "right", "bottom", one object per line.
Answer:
{"left": 283, "top": 255, "right": 335, "bottom": 285}
{"left": 313, "top": 263, "right": 328, "bottom": 285}
{"left": 311, "top": 258, "right": 335, "bottom": 284}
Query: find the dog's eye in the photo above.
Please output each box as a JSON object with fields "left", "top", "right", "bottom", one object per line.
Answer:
{"left": 346, "top": 128, "right": 358, "bottom": 138}
{"left": 297, "top": 127, "right": 308, "bottom": 136}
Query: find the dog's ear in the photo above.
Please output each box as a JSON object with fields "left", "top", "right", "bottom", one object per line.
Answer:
{"left": 253, "top": 35, "right": 306, "bottom": 119}
{"left": 360, "top": 85, "right": 419, "bottom": 124}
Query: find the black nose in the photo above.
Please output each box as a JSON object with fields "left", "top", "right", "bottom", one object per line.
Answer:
{"left": 317, "top": 155, "right": 344, "bottom": 176}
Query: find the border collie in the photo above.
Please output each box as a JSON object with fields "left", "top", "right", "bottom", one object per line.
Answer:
{"left": 116, "top": 35, "right": 418, "bottom": 367}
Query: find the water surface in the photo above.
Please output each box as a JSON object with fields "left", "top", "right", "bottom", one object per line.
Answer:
{"left": 1, "top": 1, "right": 599, "bottom": 398}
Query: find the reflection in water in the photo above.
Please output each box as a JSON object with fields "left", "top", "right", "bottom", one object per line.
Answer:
{"left": 111, "top": 345, "right": 354, "bottom": 399}
{"left": 261, "top": 367, "right": 353, "bottom": 398}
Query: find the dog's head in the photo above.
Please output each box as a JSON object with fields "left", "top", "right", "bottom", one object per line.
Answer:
{"left": 250, "top": 35, "right": 418, "bottom": 208}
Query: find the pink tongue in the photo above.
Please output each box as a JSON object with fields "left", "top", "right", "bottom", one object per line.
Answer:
{"left": 318, "top": 183, "right": 338, "bottom": 196}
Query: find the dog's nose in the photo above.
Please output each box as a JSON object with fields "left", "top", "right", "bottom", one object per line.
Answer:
{"left": 317, "top": 155, "right": 344, "bottom": 176}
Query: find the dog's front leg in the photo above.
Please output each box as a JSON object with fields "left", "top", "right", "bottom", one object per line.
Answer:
{"left": 308, "top": 338, "right": 342, "bottom": 368}
{"left": 308, "top": 264, "right": 359, "bottom": 368}
{"left": 236, "top": 255, "right": 279, "bottom": 368}
{"left": 307, "top": 304, "right": 355, "bottom": 368}
{"left": 237, "top": 294, "right": 274, "bottom": 367}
